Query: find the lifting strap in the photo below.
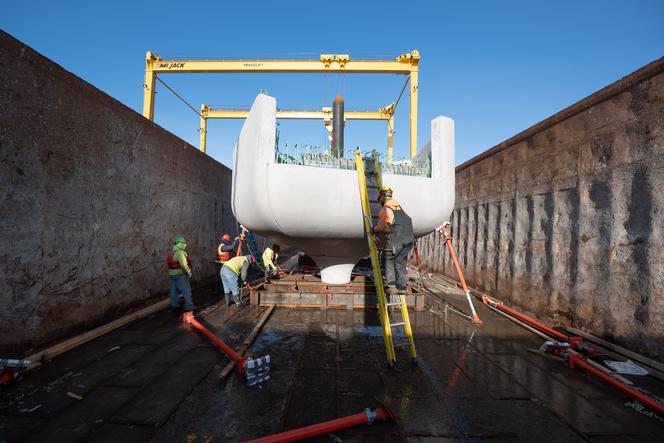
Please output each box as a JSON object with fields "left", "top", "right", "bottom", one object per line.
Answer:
{"left": 354, "top": 148, "right": 417, "bottom": 365}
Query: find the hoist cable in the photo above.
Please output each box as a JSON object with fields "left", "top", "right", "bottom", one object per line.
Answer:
{"left": 155, "top": 76, "right": 202, "bottom": 118}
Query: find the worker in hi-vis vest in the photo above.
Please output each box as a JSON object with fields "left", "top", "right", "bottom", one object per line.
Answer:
{"left": 167, "top": 236, "right": 196, "bottom": 312}
{"left": 262, "top": 244, "right": 281, "bottom": 280}
{"left": 214, "top": 233, "right": 239, "bottom": 296}
{"left": 221, "top": 255, "right": 254, "bottom": 307}
{"left": 373, "top": 186, "right": 414, "bottom": 301}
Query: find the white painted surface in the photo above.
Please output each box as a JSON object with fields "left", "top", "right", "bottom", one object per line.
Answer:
{"left": 232, "top": 93, "right": 455, "bottom": 284}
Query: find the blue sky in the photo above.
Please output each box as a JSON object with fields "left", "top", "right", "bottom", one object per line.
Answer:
{"left": 3, "top": 0, "right": 663, "bottom": 167}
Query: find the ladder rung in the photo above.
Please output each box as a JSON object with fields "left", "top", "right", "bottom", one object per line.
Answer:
{"left": 355, "top": 148, "right": 416, "bottom": 363}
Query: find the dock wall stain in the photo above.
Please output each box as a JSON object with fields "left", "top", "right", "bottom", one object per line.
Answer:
{"left": 0, "top": 31, "right": 237, "bottom": 356}
{"left": 418, "top": 56, "right": 664, "bottom": 360}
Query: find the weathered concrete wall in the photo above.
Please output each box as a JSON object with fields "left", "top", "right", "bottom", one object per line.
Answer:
{"left": 0, "top": 31, "right": 237, "bottom": 356}
{"left": 419, "top": 57, "right": 664, "bottom": 360}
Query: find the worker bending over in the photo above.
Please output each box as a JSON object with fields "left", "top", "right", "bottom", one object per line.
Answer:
{"left": 214, "top": 233, "right": 239, "bottom": 296}
{"left": 373, "top": 186, "right": 414, "bottom": 301}
{"left": 221, "top": 255, "right": 254, "bottom": 306}
{"left": 167, "top": 236, "right": 196, "bottom": 312}
{"left": 262, "top": 244, "right": 281, "bottom": 280}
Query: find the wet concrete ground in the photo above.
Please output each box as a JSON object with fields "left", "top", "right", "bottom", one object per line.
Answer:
{"left": 1, "top": 277, "right": 663, "bottom": 442}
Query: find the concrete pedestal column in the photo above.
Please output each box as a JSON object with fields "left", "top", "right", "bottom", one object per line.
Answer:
{"left": 311, "top": 255, "right": 363, "bottom": 284}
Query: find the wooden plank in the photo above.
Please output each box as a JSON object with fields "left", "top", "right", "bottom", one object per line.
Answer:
{"left": 25, "top": 298, "right": 170, "bottom": 369}
{"left": 219, "top": 305, "right": 276, "bottom": 380}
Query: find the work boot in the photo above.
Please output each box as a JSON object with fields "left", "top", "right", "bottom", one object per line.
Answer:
{"left": 184, "top": 305, "right": 197, "bottom": 312}
{"left": 225, "top": 293, "right": 232, "bottom": 306}
{"left": 386, "top": 285, "right": 398, "bottom": 304}
{"left": 170, "top": 305, "right": 180, "bottom": 313}
{"left": 234, "top": 295, "right": 241, "bottom": 307}
{"left": 397, "top": 290, "right": 408, "bottom": 305}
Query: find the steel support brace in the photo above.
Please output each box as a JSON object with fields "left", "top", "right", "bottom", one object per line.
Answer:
{"left": 182, "top": 312, "right": 246, "bottom": 373}
{"left": 496, "top": 303, "right": 568, "bottom": 342}
{"left": 438, "top": 223, "right": 481, "bottom": 324}
{"left": 480, "top": 295, "right": 664, "bottom": 418}
{"left": 182, "top": 311, "right": 271, "bottom": 386}
{"left": 568, "top": 353, "right": 664, "bottom": 417}
{"left": 244, "top": 407, "right": 390, "bottom": 443}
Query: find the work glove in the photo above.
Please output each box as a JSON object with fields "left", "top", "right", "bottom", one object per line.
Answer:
{"left": 187, "top": 272, "right": 192, "bottom": 279}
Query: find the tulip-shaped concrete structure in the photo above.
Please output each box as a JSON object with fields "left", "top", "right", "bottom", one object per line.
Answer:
{"left": 232, "top": 93, "right": 455, "bottom": 284}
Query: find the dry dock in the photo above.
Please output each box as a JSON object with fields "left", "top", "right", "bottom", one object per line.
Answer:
{"left": 1, "top": 30, "right": 664, "bottom": 442}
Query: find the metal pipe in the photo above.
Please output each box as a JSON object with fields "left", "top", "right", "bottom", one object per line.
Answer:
{"left": 182, "top": 312, "right": 246, "bottom": 374}
{"left": 332, "top": 95, "right": 344, "bottom": 158}
{"left": 494, "top": 303, "right": 569, "bottom": 342}
{"left": 438, "top": 224, "right": 481, "bottom": 324}
{"left": 568, "top": 354, "right": 664, "bottom": 417}
{"left": 485, "top": 301, "right": 635, "bottom": 385}
{"left": 438, "top": 273, "right": 654, "bottom": 404}
{"left": 244, "top": 407, "right": 389, "bottom": 443}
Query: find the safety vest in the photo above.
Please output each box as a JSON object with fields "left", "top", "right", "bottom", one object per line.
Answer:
{"left": 376, "top": 205, "right": 414, "bottom": 251}
{"left": 224, "top": 255, "right": 248, "bottom": 275}
{"left": 215, "top": 243, "right": 231, "bottom": 264}
{"left": 262, "top": 247, "right": 278, "bottom": 268}
{"left": 387, "top": 207, "right": 414, "bottom": 250}
{"left": 167, "top": 250, "right": 192, "bottom": 269}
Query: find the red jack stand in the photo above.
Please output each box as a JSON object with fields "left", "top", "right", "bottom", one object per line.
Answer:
{"left": 181, "top": 312, "right": 269, "bottom": 386}
{"left": 0, "top": 359, "right": 31, "bottom": 388}
{"left": 438, "top": 222, "right": 482, "bottom": 325}
{"left": 243, "top": 405, "right": 394, "bottom": 443}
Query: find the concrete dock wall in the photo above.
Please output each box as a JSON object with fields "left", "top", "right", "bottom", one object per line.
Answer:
{"left": 418, "top": 57, "right": 664, "bottom": 360}
{"left": 0, "top": 31, "right": 236, "bottom": 356}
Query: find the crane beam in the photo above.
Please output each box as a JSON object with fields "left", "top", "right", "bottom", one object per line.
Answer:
{"left": 203, "top": 108, "right": 393, "bottom": 120}
{"left": 145, "top": 51, "right": 418, "bottom": 75}
{"left": 199, "top": 104, "right": 396, "bottom": 161}
{"left": 143, "top": 50, "right": 420, "bottom": 157}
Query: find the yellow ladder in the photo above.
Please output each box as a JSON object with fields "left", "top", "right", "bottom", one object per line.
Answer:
{"left": 354, "top": 148, "right": 417, "bottom": 366}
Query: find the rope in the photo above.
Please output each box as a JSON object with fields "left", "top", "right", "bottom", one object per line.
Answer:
{"left": 155, "top": 76, "right": 202, "bottom": 118}
{"left": 234, "top": 222, "right": 266, "bottom": 272}
{"left": 392, "top": 76, "right": 410, "bottom": 113}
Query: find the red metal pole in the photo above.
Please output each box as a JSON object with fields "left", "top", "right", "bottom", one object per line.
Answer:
{"left": 183, "top": 313, "right": 246, "bottom": 374}
{"left": 568, "top": 354, "right": 664, "bottom": 417}
{"left": 482, "top": 298, "right": 664, "bottom": 417}
{"left": 244, "top": 407, "right": 389, "bottom": 443}
{"left": 495, "top": 303, "right": 569, "bottom": 342}
{"left": 439, "top": 224, "right": 481, "bottom": 324}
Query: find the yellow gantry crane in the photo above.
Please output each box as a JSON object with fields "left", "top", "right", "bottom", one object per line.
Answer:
{"left": 199, "top": 103, "right": 397, "bottom": 162}
{"left": 143, "top": 51, "right": 420, "bottom": 158}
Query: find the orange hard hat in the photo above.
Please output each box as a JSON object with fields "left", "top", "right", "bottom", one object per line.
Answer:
{"left": 221, "top": 234, "right": 231, "bottom": 241}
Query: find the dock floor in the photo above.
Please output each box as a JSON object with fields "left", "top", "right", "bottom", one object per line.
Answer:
{"left": 1, "top": 276, "right": 663, "bottom": 442}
